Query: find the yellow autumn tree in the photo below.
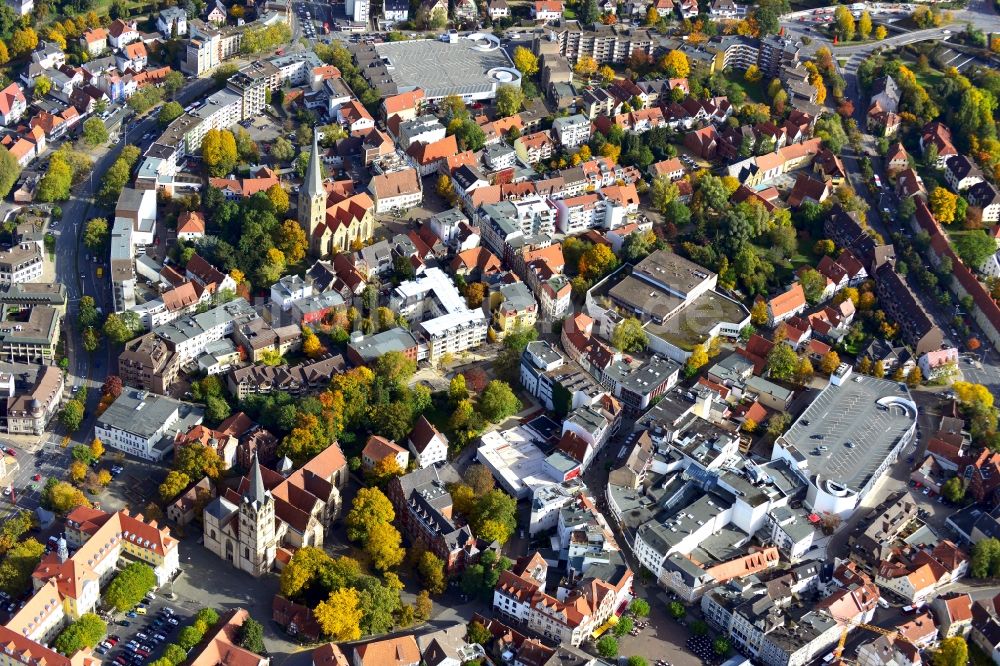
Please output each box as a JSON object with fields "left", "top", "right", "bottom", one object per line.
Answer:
{"left": 314, "top": 588, "right": 363, "bottom": 640}
{"left": 659, "top": 50, "right": 690, "bottom": 78}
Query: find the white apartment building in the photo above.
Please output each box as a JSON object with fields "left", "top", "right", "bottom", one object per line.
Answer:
{"left": 152, "top": 298, "right": 257, "bottom": 364}
{"left": 0, "top": 244, "right": 43, "bottom": 285}
{"left": 551, "top": 114, "right": 591, "bottom": 149}
{"left": 553, "top": 194, "right": 626, "bottom": 234}
{"left": 346, "top": 0, "right": 370, "bottom": 22}
{"left": 390, "top": 267, "right": 487, "bottom": 364}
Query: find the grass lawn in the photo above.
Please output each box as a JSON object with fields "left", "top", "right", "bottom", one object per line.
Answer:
{"left": 914, "top": 67, "right": 946, "bottom": 89}
{"left": 563, "top": 7, "right": 576, "bottom": 18}
{"left": 724, "top": 70, "right": 765, "bottom": 104}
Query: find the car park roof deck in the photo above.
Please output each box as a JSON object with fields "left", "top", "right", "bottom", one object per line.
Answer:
{"left": 777, "top": 373, "right": 917, "bottom": 493}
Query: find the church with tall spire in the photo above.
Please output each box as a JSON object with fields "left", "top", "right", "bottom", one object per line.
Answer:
{"left": 298, "top": 130, "right": 327, "bottom": 242}
{"left": 201, "top": 442, "right": 349, "bottom": 577}
{"left": 298, "top": 127, "right": 376, "bottom": 258}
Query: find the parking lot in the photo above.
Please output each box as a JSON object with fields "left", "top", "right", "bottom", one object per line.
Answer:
{"left": 99, "top": 595, "right": 192, "bottom": 666}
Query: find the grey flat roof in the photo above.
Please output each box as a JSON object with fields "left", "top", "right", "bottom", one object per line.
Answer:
{"left": 633, "top": 249, "right": 716, "bottom": 298}
{"left": 646, "top": 289, "right": 750, "bottom": 352}
{"left": 98, "top": 389, "right": 203, "bottom": 439}
{"left": 778, "top": 374, "right": 916, "bottom": 493}
{"left": 371, "top": 38, "right": 515, "bottom": 99}
{"left": 348, "top": 327, "right": 418, "bottom": 362}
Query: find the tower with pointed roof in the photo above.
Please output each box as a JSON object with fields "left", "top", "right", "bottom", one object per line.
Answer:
{"left": 237, "top": 454, "right": 277, "bottom": 576}
{"left": 298, "top": 130, "right": 327, "bottom": 246}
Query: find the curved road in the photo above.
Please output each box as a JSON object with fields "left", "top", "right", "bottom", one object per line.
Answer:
{"left": 56, "top": 77, "right": 217, "bottom": 445}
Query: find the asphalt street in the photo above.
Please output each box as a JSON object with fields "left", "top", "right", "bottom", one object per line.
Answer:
{"left": 51, "top": 77, "right": 217, "bottom": 451}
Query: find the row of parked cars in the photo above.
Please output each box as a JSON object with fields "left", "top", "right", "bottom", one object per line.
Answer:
{"left": 101, "top": 605, "right": 179, "bottom": 665}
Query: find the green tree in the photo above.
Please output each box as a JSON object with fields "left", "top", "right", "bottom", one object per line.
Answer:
{"left": 596, "top": 636, "right": 618, "bottom": 658}
{"left": 467, "top": 620, "right": 492, "bottom": 645}
{"left": 81, "top": 117, "right": 109, "bottom": 146}
{"left": 630, "top": 598, "right": 650, "bottom": 617}
{"left": 83, "top": 217, "right": 109, "bottom": 251}
{"left": 54, "top": 613, "right": 107, "bottom": 656}
{"left": 44, "top": 481, "right": 90, "bottom": 513}
{"left": 495, "top": 84, "right": 525, "bottom": 118}
{"left": 365, "top": 521, "right": 405, "bottom": 571}
{"left": 611, "top": 317, "right": 648, "bottom": 352}
{"left": 0, "top": 538, "right": 44, "bottom": 596}
{"left": 173, "top": 443, "right": 223, "bottom": 481}
{"left": 449, "top": 374, "right": 469, "bottom": 404}
{"left": 59, "top": 400, "right": 84, "bottom": 431}
{"left": 103, "top": 312, "right": 142, "bottom": 345}
{"left": 714, "top": 638, "right": 731, "bottom": 656}
{"left": 954, "top": 230, "right": 996, "bottom": 269}
{"left": 942, "top": 476, "right": 966, "bottom": 503}
{"left": 799, "top": 268, "right": 827, "bottom": 305}
{"left": 33, "top": 74, "right": 52, "bottom": 98}
{"left": 201, "top": 128, "right": 238, "bottom": 177}
{"left": 858, "top": 10, "right": 872, "bottom": 39}
{"left": 418, "top": 551, "right": 447, "bottom": 595}
{"left": 37, "top": 154, "right": 73, "bottom": 202}
{"left": 163, "top": 70, "right": 184, "bottom": 98}
{"left": 0, "top": 147, "right": 21, "bottom": 199}
{"left": 650, "top": 175, "right": 679, "bottom": 214}
{"left": 972, "top": 537, "right": 1000, "bottom": 578}
{"left": 103, "top": 562, "right": 157, "bottom": 611}
{"left": 158, "top": 470, "right": 190, "bottom": 501}
{"left": 579, "top": 243, "right": 619, "bottom": 281}
{"left": 512, "top": 46, "right": 539, "bottom": 76}
{"left": 668, "top": 601, "right": 686, "bottom": 619}
{"left": 471, "top": 490, "right": 517, "bottom": 544}
{"left": 238, "top": 617, "right": 265, "bottom": 654}
{"left": 766, "top": 343, "right": 799, "bottom": 381}
{"left": 271, "top": 137, "right": 295, "bottom": 162}
{"left": 158, "top": 101, "right": 184, "bottom": 126}
{"left": 478, "top": 380, "right": 521, "bottom": 423}
{"left": 834, "top": 5, "right": 856, "bottom": 40}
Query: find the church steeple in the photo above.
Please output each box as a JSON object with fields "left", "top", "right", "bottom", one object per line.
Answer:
{"left": 245, "top": 454, "right": 268, "bottom": 509}
{"left": 298, "top": 127, "right": 327, "bottom": 246}
{"left": 304, "top": 129, "right": 323, "bottom": 199}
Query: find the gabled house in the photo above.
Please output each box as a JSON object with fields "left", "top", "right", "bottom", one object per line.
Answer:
{"left": 0, "top": 83, "right": 26, "bottom": 126}
{"left": 407, "top": 415, "right": 448, "bottom": 469}
{"left": 108, "top": 19, "right": 140, "bottom": 48}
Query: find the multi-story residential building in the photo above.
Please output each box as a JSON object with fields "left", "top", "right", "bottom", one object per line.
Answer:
{"left": 346, "top": 0, "right": 370, "bottom": 22}
{"left": 145, "top": 298, "right": 256, "bottom": 365}
{"left": 226, "top": 356, "right": 346, "bottom": 401}
{"left": 0, "top": 304, "right": 59, "bottom": 362}
{"left": 390, "top": 268, "right": 487, "bottom": 363}
{"left": 118, "top": 332, "right": 181, "bottom": 394}
{"left": 874, "top": 264, "right": 943, "bottom": 355}
{"left": 382, "top": 0, "right": 409, "bottom": 23}
{"left": 943, "top": 155, "right": 984, "bottom": 192}
{"left": 551, "top": 114, "right": 591, "bottom": 148}
{"left": 489, "top": 281, "right": 538, "bottom": 338}
{"left": 398, "top": 115, "right": 446, "bottom": 148}
{"left": 0, "top": 362, "right": 63, "bottom": 435}
{"left": 387, "top": 464, "right": 480, "bottom": 574}
{"left": 493, "top": 551, "right": 632, "bottom": 646}
{"left": 541, "top": 25, "right": 654, "bottom": 65}
{"left": 0, "top": 82, "right": 27, "bottom": 126}
{"left": 0, "top": 243, "right": 42, "bottom": 285}
{"left": 95, "top": 389, "right": 205, "bottom": 461}
{"left": 369, "top": 168, "right": 423, "bottom": 214}
{"left": 362, "top": 435, "right": 410, "bottom": 471}
{"left": 158, "top": 7, "right": 188, "bottom": 35}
